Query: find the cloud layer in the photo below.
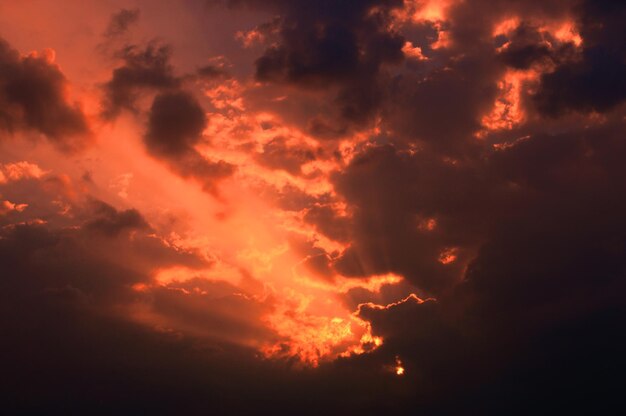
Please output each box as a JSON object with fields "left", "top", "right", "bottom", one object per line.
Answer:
{"left": 1, "top": 0, "right": 626, "bottom": 414}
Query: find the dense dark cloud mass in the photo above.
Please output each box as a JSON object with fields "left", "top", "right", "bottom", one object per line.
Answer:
{"left": 3, "top": 0, "right": 626, "bottom": 414}
{"left": 84, "top": 199, "right": 150, "bottom": 236}
{"left": 243, "top": 0, "right": 405, "bottom": 84}
{"left": 0, "top": 174, "right": 284, "bottom": 414}
{"left": 533, "top": 0, "right": 626, "bottom": 116}
{"left": 231, "top": 0, "right": 405, "bottom": 132}
{"left": 146, "top": 91, "right": 208, "bottom": 156}
{"left": 330, "top": 109, "right": 626, "bottom": 415}
{"left": 101, "top": 42, "right": 180, "bottom": 119}
{"left": 0, "top": 37, "right": 90, "bottom": 151}
{"left": 145, "top": 90, "right": 235, "bottom": 192}
{"left": 0, "top": 220, "right": 267, "bottom": 415}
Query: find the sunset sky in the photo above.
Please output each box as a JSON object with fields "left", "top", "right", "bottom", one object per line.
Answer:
{"left": 1, "top": 0, "right": 625, "bottom": 414}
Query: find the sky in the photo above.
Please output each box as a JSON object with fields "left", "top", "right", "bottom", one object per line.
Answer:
{"left": 0, "top": 0, "right": 625, "bottom": 414}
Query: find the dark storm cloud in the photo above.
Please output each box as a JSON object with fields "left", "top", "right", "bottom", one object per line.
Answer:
{"left": 229, "top": 0, "right": 405, "bottom": 130}
{"left": 533, "top": 0, "right": 626, "bottom": 116}
{"left": 385, "top": 59, "right": 500, "bottom": 153}
{"left": 303, "top": 204, "right": 351, "bottom": 243}
{"left": 146, "top": 90, "right": 207, "bottom": 156}
{"left": 327, "top": 144, "right": 503, "bottom": 294}
{"left": 145, "top": 91, "right": 235, "bottom": 193}
{"left": 101, "top": 42, "right": 180, "bottom": 119}
{"left": 83, "top": 199, "right": 150, "bottom": 236}
{"left": 496, "top": 22, "right": 554, "bottom": 69}
{"left": 240, "top": 0, "right": 405, "bottom": 85}
{"left": 327, "top": 116, "right": 626, "bottom": 413}
{"left": 381, "top": 0, "right": 582, "bottom": 152}
{"left": 0, "top": 37, "right": 90, "bottom": 152}
{"left": 355, "top": 185, "right": 626, "bottom": 413}
{"left": 277, "top": 10, "right": 626, "bottom": 408}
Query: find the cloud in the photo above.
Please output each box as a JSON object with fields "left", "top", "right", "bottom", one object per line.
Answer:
{"left": 145, "top": 91, "right": 235, "bottom": 193}
{"left": 0, "top": 166, "right": 290, "bottom": 413}
{"left": 196, "top": 64, "right": 230, "bottom": 80}
{"left": 3, "top": 0, "right": 626, "bottom": 413}
{"left": 353, "top": 177, "right": 626, "bottom": 412}
{"left": 533, "top": 0, "right": 626, "bottom": 116}
{"left": 101, "top": 42, "right": 180, "bottom": 119}
{"left": 0, "top": 214, "right": 276, "bottom": 413}
{"left": 0, "top": 161, "right": 46, "bottom": 183}
{"left": 253, "top": 136, "right": 317, "bottom": 176}
{"left": 0, "top": 38, "right": 90, "bottom": 152}
{"left": 326, "top": 144, "right": 491, "bottom": 294}
{"left": 230, "top": 0, "right": 405, "bottom": 132}
{"left": 100, "top": 38, "right": 235, "bottom": 194}
{"left": 104, "top": 8, "right": 141, "bottom": 39}
{"left": 496, "top": 22, "right": 555, "bottom": 69}
{"left": 303, "top": 204, "right": 351, "bottom": 243}
{"left": 0, "top": 169, "right": 319, "bottom": 415}
{"left": 98, "top": 37, "right": 236, "bottom": 194}
{"left": 336, "top": 116, "right": 626, "bottom": 412}
{"left": 83, "top": 199, "right": 150, "bottom": 236}
{"left": 145, "top": 91, "right": 207, "bottom": 156}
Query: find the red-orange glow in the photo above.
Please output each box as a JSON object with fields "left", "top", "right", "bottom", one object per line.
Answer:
{"left": 204, "top": 79, "right": 246, "bottom": 111}
{"left": 0, "top": 161, "right": 47, "bottom": 182}
{"left": 492, "top": 16, "right": 521, "bottom": 38}
{"left": 129, "top": 108, "right": 423, "bottom": 361}
{"left": 480, "top": 69, "right": 540, "bottom": 135}
{"left": 402, "top": 41, "right": 428, "bottom": 61}
{"left": 430, "top": 27, "right": 451, "bottom": 50}
{"left": 154, "top": 266, "right": 205, "bottom": 285}
{"left": 492, "top": 135, "right": 531, "bottom": 151}
{"left": 295, "top": 273, "right": 404, "bottom": 295}
{"left": 235, "top": 28, "right": 266, "bottom": 48}
{"left": 493, "top": 16, "right": 583, "bottom": 48}
{"left": 131, "top": 283, "right": 149, "bottom": 292}
{"left": 482, "top": 16, "right": 585, "bottom": 138}
{"left": 0, "top": 200, "right": 28, "bottom": 215}
{"left": 89, "top": 115, "right": 377, "bottom": 358}
{"left": 400, "top": 0, "right": 454, "bottom": 23}
{"left": 551, "top": 21, "right": 583, "bottom": 47}
{"left": 260, "top": 297, "right": 383, "bottom": 366}
{"left": 0, "top": 2, "right": 622, "bottom": 410}
{"left": 359, "top": 293, "right": 428, "bottom": 312}
{"left": 0, "top": 2, "right": 466, "bottom": 369}
{"left": 418, "top": 217, "right": 437, "bottom": 231}
{"left": 438, "top": 247, "right": 458, "bottom": 264}
{"left": 392, "top": 1, "right": 455, "bottom": 49}
{"left": 395, "top": 356, "right": 405, "bottom": 376}
{"left": 259, "top": 275, "right": 408, "bottom": 365}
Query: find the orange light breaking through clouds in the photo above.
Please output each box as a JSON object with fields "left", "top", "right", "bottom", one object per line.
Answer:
{"left": 395, "top": 356, "right": 405, "bottom": 376}
{"left": 438, "top": 247, "right": 458, "bottom": 264}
